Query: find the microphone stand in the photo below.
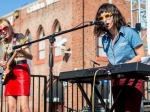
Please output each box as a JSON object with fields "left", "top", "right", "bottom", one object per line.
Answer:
{"left": 13, "top": 21, "right": 104, "bottom": 112}
{"left": 92, "top": 62, "right": 95, "bottom": 68}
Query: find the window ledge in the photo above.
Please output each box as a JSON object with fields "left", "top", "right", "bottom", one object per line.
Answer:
{"left": 96, "top": 56, "right": 108, "bottom": 62}
{"left": 54, "top": 55, "right": 63, "bottom": 62}
{"left": 34, "top": 59, "right": 46, "bottom": 65}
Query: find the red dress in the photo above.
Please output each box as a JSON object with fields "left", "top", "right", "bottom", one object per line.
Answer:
{"left": 5, "top": 63, "right": 30, "bottom": 96}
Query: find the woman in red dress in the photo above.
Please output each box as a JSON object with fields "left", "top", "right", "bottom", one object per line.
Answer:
{"left": 0, "top": 18, "right": 33, "bottom": 112}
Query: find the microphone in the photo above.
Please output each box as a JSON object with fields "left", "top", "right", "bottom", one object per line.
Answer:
{"left": 90, "top": 21, "right": 106, "bottom": 26}
{"left": 0, "top": 34, "right": 5, "bottom": 40}
{"left": 90, "top": 60, "right": 100, "bottom": 66}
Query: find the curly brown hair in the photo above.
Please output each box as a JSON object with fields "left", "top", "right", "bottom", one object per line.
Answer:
{"left": 94, "top": 3, "right": 126, "bottom": 37}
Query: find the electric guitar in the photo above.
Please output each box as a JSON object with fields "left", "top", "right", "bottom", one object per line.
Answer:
{"left": 2, "top": 37, "right": 28, "bottom": 85}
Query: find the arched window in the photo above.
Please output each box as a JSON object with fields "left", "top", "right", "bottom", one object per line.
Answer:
{"left": 39, "top": 28, "right": 45, "bottom": 60}
{"left": 25, "top": 30, "right": 32, "bottom": 69}
{"left": 54, "top": 23, "right": 62, "bottom": 56}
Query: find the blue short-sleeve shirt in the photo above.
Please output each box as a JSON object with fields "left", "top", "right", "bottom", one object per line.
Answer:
{"left": 102, "top": 26, "right": 143, "bottom": 65}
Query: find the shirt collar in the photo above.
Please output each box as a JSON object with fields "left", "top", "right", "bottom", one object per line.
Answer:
{"left": 114, "top": 26, "right": 125, "bottom": 42}
{"left": 103, "top": 26, "right": 125, "bottom": 42}
{"left": 118, "top": 26, "right": 125, "bottom": 37}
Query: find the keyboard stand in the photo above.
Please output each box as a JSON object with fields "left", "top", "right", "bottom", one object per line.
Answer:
{"left": 109, "top": 78, "right": 130, "bottom": 112}
{"left": 93, "top": 84, "right": 110, "bottom": 112}
{"left": 118, "top": 78, "right": 138, "bottom": 112}
{"left": 71, "top": 80, "right": 110, "bottom": 112}
{"left": 110, "top": 76, "right": 149, "bottom": 112}
{"left": 70, "top": 75, "right": 149, "bottom": 112}
{"left": 76, "top": 82, "right": 92, "bottom": 109}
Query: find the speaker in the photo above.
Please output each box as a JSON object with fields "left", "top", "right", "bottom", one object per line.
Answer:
{"left": 135, "top": 23, "right": 141, "bottom": 31}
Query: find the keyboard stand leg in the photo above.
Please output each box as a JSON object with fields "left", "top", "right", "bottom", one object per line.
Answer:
{"left": 94, "top": 85, "right": 110, "bottom": 112}
{"left": 77, "top": 82, "right": 92, "bottom": 110}
{"left": 117, "top": 78, "right": 138, "bottom": 112}
{"left": 109, "top": 78, "right": 130, "bottom": 112}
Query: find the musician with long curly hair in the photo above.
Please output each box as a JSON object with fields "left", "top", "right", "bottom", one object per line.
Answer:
{"left": 94, "top": 3, "right": 145, "bottom": 112}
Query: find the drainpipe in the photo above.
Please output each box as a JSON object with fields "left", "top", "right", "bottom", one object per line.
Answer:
{"left": 108, "top": 0, "right": 112, "bottom": 108}
{"left": 82, "top": 0, "right": 85, "bottom": 69}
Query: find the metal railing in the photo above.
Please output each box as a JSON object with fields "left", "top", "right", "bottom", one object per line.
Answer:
{"left": 58, "top": 81, "right": 111, "bottom": 112}
{"left": 60, "top": 80, "right": 150, "bottom": 112}
{"left": 0, "top": 75, "right": 47, "bottom": 112}
{"left": 1, "top": 75, "right": 150, "bottom": 112}
{"left": 141, "top": 80, "right": 150, "bottom": 112}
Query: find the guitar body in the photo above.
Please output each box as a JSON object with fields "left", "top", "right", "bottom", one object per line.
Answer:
{"left": 1, "top": 56, "right": 16, "bottom": 85}
{"left": 2, "top": 68, "right": 11, "bottom": 85}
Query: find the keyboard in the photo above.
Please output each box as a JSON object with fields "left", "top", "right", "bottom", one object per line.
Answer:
{"left": 59, "top": 62, "right": 150, "bottom": 82}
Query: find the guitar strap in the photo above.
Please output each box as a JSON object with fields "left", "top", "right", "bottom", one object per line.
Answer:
{"left": 6, "top": 34, "right": 17, "bottom": 59}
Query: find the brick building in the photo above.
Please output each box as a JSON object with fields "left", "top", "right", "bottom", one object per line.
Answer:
{"left": 0, "top": 0, "right": 147, "bottom": 111}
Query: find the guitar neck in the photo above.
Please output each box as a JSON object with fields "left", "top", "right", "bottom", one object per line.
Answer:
{"left": 7, "top": 51, "right": 17, "bottom": 68}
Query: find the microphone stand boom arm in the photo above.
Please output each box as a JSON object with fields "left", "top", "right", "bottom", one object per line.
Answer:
{"left": 13, "top": 21, "right": 104, "bottom": 49}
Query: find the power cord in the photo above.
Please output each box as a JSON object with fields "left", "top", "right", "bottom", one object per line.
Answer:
{"left": 92, "top": 69, "right": 100, "bottom": 112}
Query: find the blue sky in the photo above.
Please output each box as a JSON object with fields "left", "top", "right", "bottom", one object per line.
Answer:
{"left": 0, "top": 0, "right": 36, "bottom": 17}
